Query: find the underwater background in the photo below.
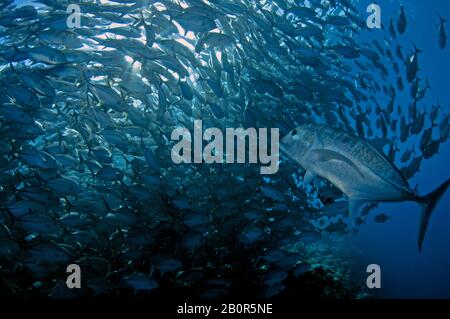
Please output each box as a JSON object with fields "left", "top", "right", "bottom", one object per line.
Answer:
{"left": 0, "top": 0, "right": 449, "bottom": 300}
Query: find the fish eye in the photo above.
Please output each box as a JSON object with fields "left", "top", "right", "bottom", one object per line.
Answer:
{"left": 292, "top": 129, "right": 298, "bottom": 136}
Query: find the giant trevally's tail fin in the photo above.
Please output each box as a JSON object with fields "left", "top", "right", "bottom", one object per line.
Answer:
{"left": 418, "top": 179, "right": 450, "bottom": 251}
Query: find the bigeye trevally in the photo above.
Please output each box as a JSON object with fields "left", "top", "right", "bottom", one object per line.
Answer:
{"left": 281, "top": 124, "right": 450, "bottom": 251}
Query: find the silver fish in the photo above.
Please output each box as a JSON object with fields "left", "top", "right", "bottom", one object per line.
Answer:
{"left": 281, "top": 124, "right": 450, "bottom": 250}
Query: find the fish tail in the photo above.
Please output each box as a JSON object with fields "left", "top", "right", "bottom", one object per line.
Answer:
{"left": 417, "top": 178, "right": 450, "bottom": 251}
{"left": 436, "top": 12, "right": 446, "bottom": 24}
{"left": 412, "top": 42, "right": 422, "bottom": 54}
{"left": 12, "top": 43, "right": 21, "bottom": 54}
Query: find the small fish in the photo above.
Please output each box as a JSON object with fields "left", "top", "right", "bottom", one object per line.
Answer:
{"left": 323, "top": 218, "right": 348, "bottom": 233}
{"left": 174, "top": 12, "right": 217, "bottom": 33}
{"left": 423, "top": 140, "right": 440, "bottom": 160}
{"left": 152, "top": 256, "right": 183, "bottom": 275}
{"left": 374, "top": 213, "right": 391, "bottom": 223}
{"left": 389, "top": 19, "right": 397, "bottom": 39}
{"left": 406, "top": 44, "right": 421, "bottom": 83}
{"left": 47, "top": 176, "right": 81, "bottom": 195}
{"left": 1, "top": 104, "right": 35, "bottom": 124}
{"left": 396, "top": 44, "right": 405, "bottom": 61}
{"left": 329, "top": 44, "right": 360, "bottom": 59}
{"left": 241, "top": 225, "right": 264, "bottom": 244}
{"left": 260, "top": 283, "right": 285, "bottom": 298}
{"left": 122, "top": 273, "right": 159, "bottom": 293}
{"left": 24, "top": 46, "right": 68, "bottom": 65}
{"left": 260, "top": 185, "right": 285, "bottom": 202}
{"left": 437, "top": 14, "right": 447, "bottom": 50}
{"left": 397, "top": 77, "right": 404, "bottom": 91}
{"left": 263, "top": 270, "right": 288, "bottom": 286}
{"left": 401, "top": 148, "right": 415, "bottom": 163}
{"left": 397, "top": 5, "right": 407, "bottom": 34}
{"left": 292, "top": 263, "right": 310, "bottom": 278}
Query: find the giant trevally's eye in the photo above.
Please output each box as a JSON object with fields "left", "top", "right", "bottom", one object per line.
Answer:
{"left": 292, "top": 129, "right": 298, "bottom": 136}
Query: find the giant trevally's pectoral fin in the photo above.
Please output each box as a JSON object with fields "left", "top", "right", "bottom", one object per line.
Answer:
{"left": 303, "top": 171, "right": 317, "bottom": 185}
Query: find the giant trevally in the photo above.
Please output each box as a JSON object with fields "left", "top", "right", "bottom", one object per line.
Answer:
{"left": 281, "top": 124, "right": 450, "bottom": 250}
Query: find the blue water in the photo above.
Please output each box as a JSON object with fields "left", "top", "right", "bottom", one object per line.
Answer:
{"left": 350, "top": 0, "right": 450, "bottom": 298}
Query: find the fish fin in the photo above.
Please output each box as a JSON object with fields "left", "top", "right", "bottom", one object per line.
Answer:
{"left": 303, "top": 171, "right": 317, "bottom": 185}
{"left": 348, "top": 199, "right": 367, "bottom": 225}
{"left": 417, "top": 179, "right": 450, "bottom": 251}
{"left": 436, "top": 12, "right": 446, "bottom": 24}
